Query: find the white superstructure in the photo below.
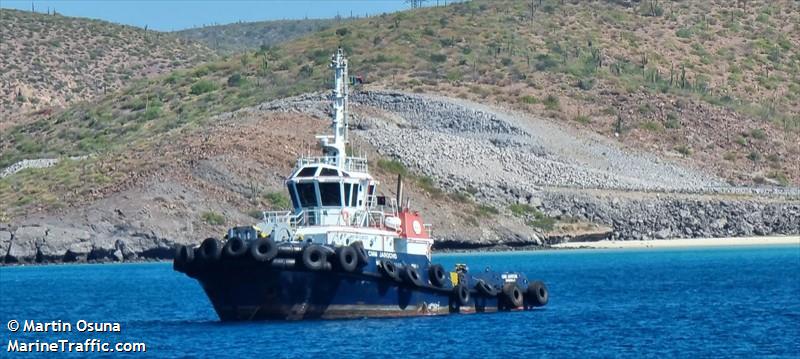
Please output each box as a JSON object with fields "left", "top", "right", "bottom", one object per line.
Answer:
{"left": 257, "top": 49, "right": 433, "bottom": 259}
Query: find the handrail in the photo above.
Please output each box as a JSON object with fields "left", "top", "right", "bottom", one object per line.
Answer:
{"left": 259, "top": 207, "right": 433, "bottom": 233}
{"left": 296, "top": 155, "right": 368, "bottom": 173}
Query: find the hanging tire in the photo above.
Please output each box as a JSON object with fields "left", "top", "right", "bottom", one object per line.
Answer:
{"left": 302, "top": 245, "right": 329, "bottom": 271}
{"left": 351, "top": 241, "right": 369, "bottom": 265}
{"left": 223, "top": 237, "right": 247, "bottom": 258}
{"left": 527, "top": 281, "right": 548, "bottom": 307}
{"left": 199, "top": 238, "right": 222, "bottom": 263}
{"left": 502, "top": 283, "right": 524, "bottom": 308}
{"left": 428, "top": 264, "right": 447, "bottom": 287}
{"left": 380, "top": 260, "right": 402, "bottom": 282}
{"left": 402, "top": 265, "right": 425, "bottom": 287}
{"left": 454, "top": 283, "right": 470, "bottom": 306}
{"left": 475, "top": 279, "right": 497, "bottom": 296}
{"left": 250, "top": 237, "right": 277, "bottom": 262}
{"left": 336, "top": 245, "right": 359, "bottom": 272}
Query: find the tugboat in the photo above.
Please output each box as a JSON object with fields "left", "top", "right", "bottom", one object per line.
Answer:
{"left": 173, "top": 49, "right": 549, "bottom": 320}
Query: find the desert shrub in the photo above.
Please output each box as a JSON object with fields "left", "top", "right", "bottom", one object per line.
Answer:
{"left": 227, "top": 73, "right": 243, "bottom": 87}
{"left": 298, "top": 64, "right": 314, "bottom": 78}
{"left": 247, "top": 209, "right": 264, "bottom": 219}
{"left": 723, "top": 152, "right": 736, "bottom": 161}
{"left": 675, "top": 145, "right": 692, "bottom": 156}
{"left": 263, "top": 192, "right": 290, "bottom": 208}
{"left": 190, "top": 80, "right": 217, "bottom": 95}
{"left": 750, "top": 128, "right": 766, "bottom": 140}
{"left": 377, "top": 159, "right": 408, "bottom": 176}
{"left": 665, "top": 113, "right": 681, "bottom": 129}
{"left": 535, "top": 54, "right": 559, "bottom": 71}
{"left": 640, "top": 121, "right": 663, "bottom": 132}
{"left": 201, "top": 211, "right": 225, "bottom": 225}
{"left": 449, "top": 192, "right": 471, "bottom": 203}
{"left": 416, "top": 176, "right": 441, "bottom": 195}
{"left": 142, "top": 105, "right": 161, "bottom": 121}
{"left": 577, "top": 78, "right": 595, "bottom": 90}
{"left": 430, "top": 53, "right": 447, "bottom": 63}
{"left": 543, "top": 95, "right": 560, "bottom": 110}
{"left": 476, "top": 204, "right": 499, "bottom": 216}
{"left": 676, "top": 27, "right": 693, "bottom": 38}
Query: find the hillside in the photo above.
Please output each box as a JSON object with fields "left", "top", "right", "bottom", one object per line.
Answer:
{"left": 4, "top": 1, "right": 797, "bottom": 184}
{"left": 0, "top": 9, "right": 216, "bottom": 122}
{"left": 175, "top": 18, "right": 348, "bottom": 54}
{"left": 1, "top": 0, "right": 799, "bottom": 263}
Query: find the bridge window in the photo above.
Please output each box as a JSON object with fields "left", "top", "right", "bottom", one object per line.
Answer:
{"left": 296, "top": 182, "right": 318, "bottom": 207}
{"left": 344, "top": 183, "right": 352, "bottom": 207}
{"left": 319, "top": 182, "right": 342, "bottom": 207}
{"left": 319, "top": 168, "right": 340, "bottom": 176}
{"left": 287, "top": 183, "right": 299, "bottom": 209}
{"left": 297, "top": 167, "right": 317, "bottom": 177}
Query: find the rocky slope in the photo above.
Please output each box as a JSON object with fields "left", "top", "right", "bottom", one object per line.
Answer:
{"left": 3, "top": 91, "right": 797, "bottom": 264}
{"left": 266, "top": 91, "right": 800, "bottom": 240}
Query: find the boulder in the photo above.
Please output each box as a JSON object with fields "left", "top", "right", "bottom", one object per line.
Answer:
{"left": 64, "top": 241, "right": 93, "bottom": 262}
{"left": 37, "top": 226, "right": 91, "bottom": 262}
{"left": 0, "top": 230, "right": 12, "bottom": 262}
{"left": 654, "top": 228, "right": 671, "bottom": 239}
{"left": 8, "top": 226, "right": 46, "bottom": 262}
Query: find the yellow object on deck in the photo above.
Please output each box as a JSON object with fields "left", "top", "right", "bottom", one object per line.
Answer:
{"left": 450, "top": 272, "right": 459, "bottom": 285}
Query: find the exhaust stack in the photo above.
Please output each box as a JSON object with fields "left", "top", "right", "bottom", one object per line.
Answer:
{"left": 396, "top": 174, "right": 404, "bottom": 210}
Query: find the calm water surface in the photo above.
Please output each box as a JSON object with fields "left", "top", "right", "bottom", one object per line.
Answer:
{"left": 1, "top": 245, "right": 798, "bottom": 358}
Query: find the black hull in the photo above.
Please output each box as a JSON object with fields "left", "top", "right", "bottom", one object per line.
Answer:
{"left": 196, "top": 267, "right": 505, "bottom": 320}
{"left": 175, "top": 243, "right": 547, "bottom": 321}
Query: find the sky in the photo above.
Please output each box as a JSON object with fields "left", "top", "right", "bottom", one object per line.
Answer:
{"left": 0, "top": 0, "right": 437, "bottom": 31}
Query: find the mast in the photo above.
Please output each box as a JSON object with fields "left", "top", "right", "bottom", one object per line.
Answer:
{"left": 320, "top": 48, "right": 348, "bottom": 169}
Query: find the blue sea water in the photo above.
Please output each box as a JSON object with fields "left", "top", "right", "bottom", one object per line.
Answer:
{"left": 1, "top": 245, "right": 799, "bottom": 358}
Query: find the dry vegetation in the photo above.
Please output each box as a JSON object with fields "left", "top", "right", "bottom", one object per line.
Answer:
{"left": 0, "top": 9, "right": 216, "bottom": 121}
{"left": 175, "top": 18, "right": 349, "bottom": 54}
{"left": 2, "top": 0, "right": 799, "bottom": 220}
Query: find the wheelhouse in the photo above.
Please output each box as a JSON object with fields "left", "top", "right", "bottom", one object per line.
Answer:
{"left": 285, "top": 161, "right": 377, "bottom": 226}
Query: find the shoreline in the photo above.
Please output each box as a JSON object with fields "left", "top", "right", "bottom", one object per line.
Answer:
{"left": 550, "top": 235, "right": 800, "bottom": 249}
{"left": 2, "top": 236, "right": 798, "bottom": 268}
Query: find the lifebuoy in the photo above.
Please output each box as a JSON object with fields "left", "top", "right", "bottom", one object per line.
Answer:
{"left": 302, "top": 245, "right": 330, "bottom": 271}
{"left": 526, "top": 281, "right": 548, "bottom": 307}
{"left": 336, "top": 245, "right": 358, "bottom": 272}
{"left": 340, "top": 209, "right": 350, "bottom": 225}
{"left": 250, "top": 237, "right": 278, "bottom": 262}
{"left": 403, "top": 265, "right": 425, "bottom": 287}
{"left": 502, "top": 283, "right": 524, "bottom": 308}
{"left": 380, "top": 260, "right": 402, "bottom": 282}
{"left": 428, "top": 264, "right": 447, "bottom": 287}
{"left": 199, "top": 237, "right": 222, "bottom": 263}
{"left": 223, "top": 237, "right": 247, "bottom": 258}
{"left": 475, "top": 279, "right": 497, "bottom": 296}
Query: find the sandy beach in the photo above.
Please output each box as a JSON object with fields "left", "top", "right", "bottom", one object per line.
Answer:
{"left": 551, "top": 236, "right": 800, "bottom": 249}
